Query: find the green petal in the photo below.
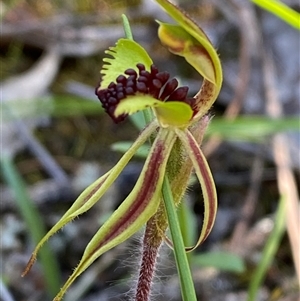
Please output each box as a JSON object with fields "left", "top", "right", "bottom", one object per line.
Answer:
{"left": 52, "top": 128, "right": 177, "bottom": 301}
{"left": 115, "top": 94, "right": 162, "bottom": 117}
{"left": 22, "top": 121, "right": 158, "bottom": 277}
{"left": 175, "top": 128, "right": 217, "bottom": 250}
{"left": 99, "top": 38, "right": 153, "bottom": 89}
{"left": 115, "top": 94, "right": 193, "bottom": 128}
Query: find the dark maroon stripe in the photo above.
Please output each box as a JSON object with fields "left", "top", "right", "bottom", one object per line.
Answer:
{"left": 81, "top": 173, "right": 110, "bottom": 206}
{"left": 187, "top": 132, "right": 216, "bottom": 241}
{"left": 89, "top": 140, "right": 166, "bottom": 256}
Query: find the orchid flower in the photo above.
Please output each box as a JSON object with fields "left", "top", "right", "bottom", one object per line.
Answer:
{"left": 22, "top": 1, "right": 222, "bottom": 300}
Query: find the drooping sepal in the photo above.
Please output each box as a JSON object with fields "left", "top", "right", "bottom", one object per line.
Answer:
{"left": 175, "top": 128, "right": 217, "bottom": 250}
{"left": 167, "top": 115, "right": 211, "bottom": 205}
{"left": 22, "top": 121, "right": 158, "bottom": 278}
{"left": 51, "top": 128, "right": 177, "bottom": 301}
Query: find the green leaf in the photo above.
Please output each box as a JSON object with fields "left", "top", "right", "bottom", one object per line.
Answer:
{"left": 193, "top": 251, "right": 246, "bottom": 273}
{"left": 99, "top": 39, "right": 153, "bottom": 89}
{"left": 52, "top": 96, "right": 103, "bottom": 116}
{"left": 206, "top": 116, "right": 299, "bottom": 141}
{"left": 1, "top": 96, "right": 103, "bottom": 120}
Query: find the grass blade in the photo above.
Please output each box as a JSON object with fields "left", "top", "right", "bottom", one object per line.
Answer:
{"left": 251, "top": 0, "right": 300, "bottom": 29}
{"left": 247, "top": 195, "right": 286, "bottom": 301}
{"left": 0, "top": 155, "right": 61, "bottom": 297}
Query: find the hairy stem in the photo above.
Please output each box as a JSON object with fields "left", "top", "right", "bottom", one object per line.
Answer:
{"left": 134, "top": 203, "right": 167, "bottom": 301}
{"left": 134, "top": 117, "right": 210, "bottom": 301}
{"left": 135, "top": 226, "right": 160, "bottom": 301}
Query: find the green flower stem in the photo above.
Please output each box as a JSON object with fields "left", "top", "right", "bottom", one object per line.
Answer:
{"left": 122, "top": 15, "right": 160, "bottom": 301}
{"left": 122, "top": 13, "right": 196, "bottom": 300}
{"left": 122, "top": 14, "right": 154, "bottom": 127}
{"left": 162, "top": 176, "right": 197, "bottom": 301}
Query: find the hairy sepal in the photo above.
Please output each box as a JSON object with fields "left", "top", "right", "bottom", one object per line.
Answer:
{"left": 52, "top": 128, "right": 177, "bottom": 301}
{"left": 168, "top": 115, "right": 211, "bottom": 205}
{"left": 22, "top": 121, "right": 158, "bottom": 278}
{"left": 99, "top": 39, "right": 153, "bottom": 89}
{"left": 175, "top": 128, "right": 217, "bottom": 250}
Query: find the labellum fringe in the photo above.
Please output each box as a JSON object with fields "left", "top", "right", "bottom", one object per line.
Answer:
{"left": 96, "top": 63, "right": 197, "bottom": 123}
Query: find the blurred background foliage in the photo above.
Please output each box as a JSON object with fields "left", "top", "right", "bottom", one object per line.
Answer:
{"left": 1, "top": 1, "right": 299, "bottom": 301}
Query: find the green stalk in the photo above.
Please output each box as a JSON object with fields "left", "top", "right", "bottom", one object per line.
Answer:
{"left": 162, "top": 177, "right": 197, "bottom": 301}
{"left": 121, "top": 14, "right": 196, "bottom": 300}
{"left": 251, "top": 0, "right": 300, "bottom": 29}
{"left": 0, "top": 155, "right": 61, "bottom": 297}
{"left": 122, "top": 14, "right": 154, "bottom": 127}
{"left": 247, "top": 195, "right": 286, "bottom": 301}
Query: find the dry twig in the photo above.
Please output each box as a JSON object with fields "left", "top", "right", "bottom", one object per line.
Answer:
{"left": 262, "top": 49, "right": 300, "bottom": 283}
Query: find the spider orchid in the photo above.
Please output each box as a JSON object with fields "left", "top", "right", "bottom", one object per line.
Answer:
{"left": 22, "top": 0, "right": 222, "bottom": 300}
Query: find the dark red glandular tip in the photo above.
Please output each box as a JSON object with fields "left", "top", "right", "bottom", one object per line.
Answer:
{"left": 95, "top": 63, "right": 196, "bottom": 123}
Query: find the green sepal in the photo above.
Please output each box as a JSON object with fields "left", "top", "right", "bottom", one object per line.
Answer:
{"left": 175, "top": 128, "right": 217, "bottom": 250}
{"left": 52, "top": 128, "right": 177, "bottom": 301}
{"left": 115, "top": 94, "right": 193, "bottom": 128}
{"left": 22, "top": 121, "right": 158, "bottom": 278}
{"left": 99, "top": 39, "right": 153, "bottom": 89}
